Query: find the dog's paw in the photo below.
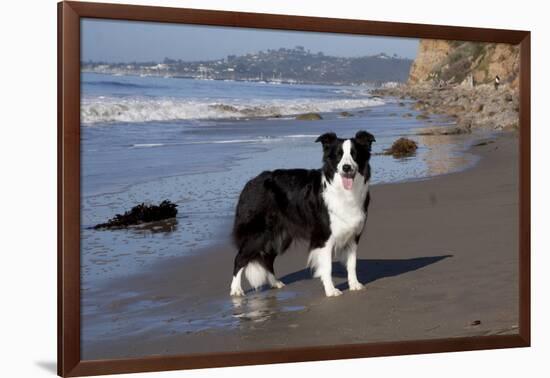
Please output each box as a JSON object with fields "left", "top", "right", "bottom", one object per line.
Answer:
{"left": 349, "top": 281, "right": 365, "bottom": 291}
{"left": 230, "top": 287, "right": 245, "bottom": 296}
{"left": 325, "top": 287, "right": 343, "bottom": 297}
{"left": 272, "top": 280, "right": 285, "bottom": 289}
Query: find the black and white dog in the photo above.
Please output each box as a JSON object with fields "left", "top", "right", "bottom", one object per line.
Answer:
{"left": 230, "top": 130, "right": 375, "bottom": 297}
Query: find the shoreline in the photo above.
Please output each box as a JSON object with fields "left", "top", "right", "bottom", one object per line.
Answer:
{"left": 373, "top": 83, "right": 519, "bottom": 133}
{"left": 82, "top": 131, "right": 519, "bottom": 360}
{"left": 82, "top": 70, "right": 401, "bottom": 87}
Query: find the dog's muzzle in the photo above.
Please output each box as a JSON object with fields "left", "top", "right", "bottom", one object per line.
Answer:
{"left": 340, "top": 164, "right": 356, "bottom": 190}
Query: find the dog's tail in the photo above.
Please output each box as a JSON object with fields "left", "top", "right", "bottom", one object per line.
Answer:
{"left": 244, "top": 260, "right": 269, "bottom": 289}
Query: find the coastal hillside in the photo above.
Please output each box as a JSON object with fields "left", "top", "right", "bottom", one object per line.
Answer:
{"left": 82, "top": 46, "right": 413, "bottom": 86}
{"left": 408, "top": 40, "right": 520, "bottom": 89}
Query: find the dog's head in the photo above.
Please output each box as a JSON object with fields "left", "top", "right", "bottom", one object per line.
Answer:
{"left": 315, "top": 130, "right": 375, "bottom": 190}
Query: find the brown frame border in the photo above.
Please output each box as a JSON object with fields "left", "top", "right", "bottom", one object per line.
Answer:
{"left": 58, "top": 1, "right": 531, "bottom": 376}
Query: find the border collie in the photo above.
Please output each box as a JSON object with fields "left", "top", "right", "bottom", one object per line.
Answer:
{"left": 230, "top": 130, "right": 375, "bottom": 297}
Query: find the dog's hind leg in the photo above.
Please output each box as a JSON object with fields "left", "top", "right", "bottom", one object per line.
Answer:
{"left": 263, "top": 232, "right": 292, "bottom": 289}
{"left": 230, "top": 251, "right": 248, "bottom": 296}
{"left": 263, "top": 253, "right": 285, "bottom": 289}
{"left": 268, "top": 275, "right": 285, "bottom": 289}
{"left": 230, "top": 268, "right": 245, "bottom": 296}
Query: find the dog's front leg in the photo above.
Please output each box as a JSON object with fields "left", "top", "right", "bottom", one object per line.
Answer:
{"left": 309, "top": 240, "right": 341, "bottom": 297}
{"left": 345, "top": 242, "right": 364, "bottom": 291}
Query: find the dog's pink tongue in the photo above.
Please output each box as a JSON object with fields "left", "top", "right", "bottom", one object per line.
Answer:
{"left": 342, "top": 176, "right": 353, "bottom": 190}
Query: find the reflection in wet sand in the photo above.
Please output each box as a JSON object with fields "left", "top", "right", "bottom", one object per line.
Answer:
{"left": 418, "top": 133, "right": 477, "bottom": 176}
{"left": 82, "top": 286, "right": 305, "bottom": 344}
{"left": 231, "top": 291, "right": 305, "bottom": 324}
{"left": 131, "top": 218, "right": 178, "bottom": 234}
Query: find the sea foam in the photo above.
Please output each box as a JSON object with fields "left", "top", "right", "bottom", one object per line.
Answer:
{"left": 81, "top": 96, "right": 384, "bottom": 124}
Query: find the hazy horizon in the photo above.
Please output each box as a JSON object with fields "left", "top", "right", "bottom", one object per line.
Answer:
{"left": 82, "top": 19, "right": 419, "bottom": 63}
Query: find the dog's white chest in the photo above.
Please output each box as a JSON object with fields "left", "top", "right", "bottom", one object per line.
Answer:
{"left": 322, "top": 175, "right": 368, "bottom": 249}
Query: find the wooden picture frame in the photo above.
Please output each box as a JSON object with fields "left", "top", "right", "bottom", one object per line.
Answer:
{"left": 58, "top": 1, "right": 531, "bottom": 376}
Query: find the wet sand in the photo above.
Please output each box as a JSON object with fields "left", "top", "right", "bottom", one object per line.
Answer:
{"left": 82, "top": 133, "right": 518, "bottom": 360}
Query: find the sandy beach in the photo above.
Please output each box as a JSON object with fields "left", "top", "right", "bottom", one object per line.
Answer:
{"left": 82, "top": 132, "right": 518, "bottom": 360}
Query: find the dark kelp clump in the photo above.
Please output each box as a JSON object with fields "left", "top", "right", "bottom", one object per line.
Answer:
{"left": 384, "top": 138, "right": 418, "bottom": 158}
{"left": 94, "top": 200, "right": 178, "bottom": 230}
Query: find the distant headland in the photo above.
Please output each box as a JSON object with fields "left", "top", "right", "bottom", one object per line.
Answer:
{"left": 82, "top": 46, "right": 413, "bottom": 86}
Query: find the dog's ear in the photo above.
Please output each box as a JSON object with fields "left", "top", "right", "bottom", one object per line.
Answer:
{"left": 315, "top": 132, "right": 337, "bottom": 146}
{"left": 355, "top": 130, "right": 376, "bottom": 148}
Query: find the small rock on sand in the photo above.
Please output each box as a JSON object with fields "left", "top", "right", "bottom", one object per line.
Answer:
{"left": 383, "top": 137, "right": 418, "bottom": 158}
{"left": 416, "top": 125, "right": 471, "bottom": 136}
{"left": 296, "top": 112, "right": 323, "bottom": 121}
{"left": 473, "top": 140, "right": 495, "bottom": 147}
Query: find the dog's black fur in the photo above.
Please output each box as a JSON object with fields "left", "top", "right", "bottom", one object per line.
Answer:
{"left": 232, "top": 130, "right": 375, "bottom": 280}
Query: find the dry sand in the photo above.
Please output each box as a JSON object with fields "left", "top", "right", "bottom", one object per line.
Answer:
{"left": 82, "top": 133, "right": 519, "bottom": 360}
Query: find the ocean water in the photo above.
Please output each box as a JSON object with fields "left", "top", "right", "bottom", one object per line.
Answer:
{"left": 81, "top": 72, "right": 384, "bottom": 124}
{"left": 80, "top": 73, "right": 478, "bottom": 288}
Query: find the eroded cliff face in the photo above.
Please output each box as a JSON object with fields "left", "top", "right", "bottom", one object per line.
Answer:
{"left": 408, "top": 40, "right": 452, "bottom": 85}
{"left": 408, "top": 40, "right": 520, "bottom": 89}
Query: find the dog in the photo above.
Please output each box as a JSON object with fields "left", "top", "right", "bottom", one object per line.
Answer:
{"left": 230, "top": 130, "right": 375, "bottom": 297}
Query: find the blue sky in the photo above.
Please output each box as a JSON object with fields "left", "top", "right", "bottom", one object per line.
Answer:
{"left": 81, "top": 18, "right": 419, "bottom": 63}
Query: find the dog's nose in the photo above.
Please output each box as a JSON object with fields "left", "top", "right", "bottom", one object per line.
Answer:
{"left": 342, "top": 164, "right": 352, "bottom": 173}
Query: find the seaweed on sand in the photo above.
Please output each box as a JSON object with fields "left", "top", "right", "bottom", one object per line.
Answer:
{"left": 94, "top": 200, "right": 178, "bottom": 230}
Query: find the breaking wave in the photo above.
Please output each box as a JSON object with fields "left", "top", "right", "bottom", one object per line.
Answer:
{"left": 81, "top": 96, "right": 384, "bottom": 124}
{"left": 129, "top": 135, "right": 317, "bottom": 148}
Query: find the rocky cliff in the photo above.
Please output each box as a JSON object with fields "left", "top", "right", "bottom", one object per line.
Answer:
{"left": 374, "top": 39, "right": 521, "bottom": 132}
{"left": 408, "top": 40, "right": 520, "bottom": 89}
